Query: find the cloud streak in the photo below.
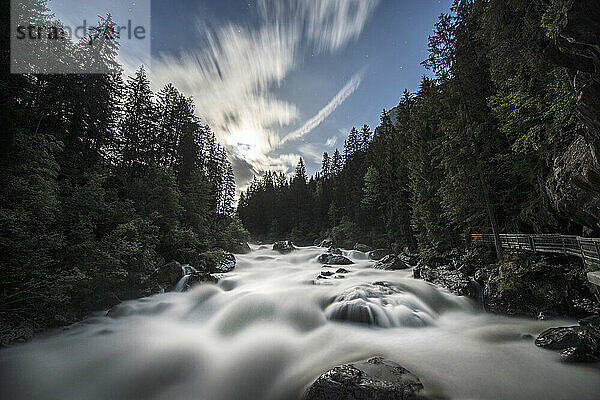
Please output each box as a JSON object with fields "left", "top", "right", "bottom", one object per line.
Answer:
{"left": 281, "top": 70, "right": 363, "bottom": 144}
{"left": 150, "top": 0, "right": 378, "bottom": 191}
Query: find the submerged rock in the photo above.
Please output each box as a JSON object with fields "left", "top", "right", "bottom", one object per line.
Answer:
{"left": 325, "top": 283, "right": 434, "bottom": 327}
{"left": 354, "top": 243, "right": 372, "bottom": 252}
{"left": 317, "top": 254, "right": 354, "bottom": 265}
{"left": 373, "top": 255, "right": 409, "bottom": 271}
{"left": 303, "top": 357, "right": 431, "bottom": 400}
{"left": 369, "top": 249, "right": 394, "bottom": 260}
{"left": 273, "top": 240, "right": 296, "bottom": 252}
{"left": 336, "top": 268, "right": 350, "bottom": 274}
{"left": 414, "top": 263, "right": 475, "bottom": 297}
{"left": 535, "top": 315, "right": 600, "bottom": 362}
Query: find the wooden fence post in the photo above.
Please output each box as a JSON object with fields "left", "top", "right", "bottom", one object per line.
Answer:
{"left": 562, "top": 237, "right": 567, "bottom": 255}
{"left": 529, "top": 236, "right": 536, "bottom": 252}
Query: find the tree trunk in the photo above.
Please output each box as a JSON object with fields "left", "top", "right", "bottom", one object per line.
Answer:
{"left": 479, "top": 170, "right": 504, "bottom": 260}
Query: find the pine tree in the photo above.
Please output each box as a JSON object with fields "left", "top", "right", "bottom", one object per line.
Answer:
{"left": 294, "top": 157, "right": 307, "bottom": 183}
{"left": 332, "top": 149, "right": 343, "bottom": 176}
{"left": 119, "top": 66, "right": 157, "bottom": 171}
{"left": 348, "top": 127, "right": 360, "bottom": 154}
{"left": 321, "top": 152, "right": 331, "bottom": 178}
{"left": 359, "top": 124, "right": 372, "bottom": 151}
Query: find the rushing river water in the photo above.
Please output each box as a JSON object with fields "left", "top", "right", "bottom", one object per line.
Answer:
{"left": 1, "top": 245, "right": 599, "bottom": 400}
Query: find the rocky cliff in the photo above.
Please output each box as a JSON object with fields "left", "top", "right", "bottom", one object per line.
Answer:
{"left": 543, "top": 0, "right": 600, "bottom": 235}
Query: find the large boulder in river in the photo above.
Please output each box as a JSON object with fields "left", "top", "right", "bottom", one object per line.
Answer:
{"left": 399, "top": 252, "right": 419, "bottom": 266}
{"left": 369, "top": 249, "right": 394, "bottom": 260}
{"left": 373, "top": 255, "right": 409, "bottom": 271}
{"left": 229, "top": 242, "right": 251, "bottom": 254}
{"left": 273, "top": 240, "right": 296, "bottom": 252}
{"left": 195, "top": 250, "right": 236, "bottom": 273}
{"left": 317, "top": 254, "right": 353, "bottom": 265}
{"left": 183, "top": 271, "right": 219, "bottom": 291}
{"left": 414, "top": 263, "right": 475, "bottom": 297}
{"left": 139, "top": 260, "right": 184, "bottom": 295}
{"left": 328, "top": 246, "right": 343, "bottom": 255}
{"left": 535, "top": 315, "right": 600, "bottom": 362}
{"left": 354, "top": 243, "right": 372, "bottom": 252}
{"left": 303, "top": 357, "right": 431, "bottom": 400}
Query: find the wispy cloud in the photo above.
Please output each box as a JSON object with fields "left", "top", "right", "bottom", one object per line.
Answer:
{"left": 281, "top": 70, "right": 363, "bottom": 144}
{"left": 150, "top": 0, "right": 378, "bottom": 191}
{"left": 326, "top": 136, "right": 338, "bottom": 147}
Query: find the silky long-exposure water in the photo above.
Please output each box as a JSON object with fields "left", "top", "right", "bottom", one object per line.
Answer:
{"left": 1, "top": 245, "right": 599, "bottom": 399}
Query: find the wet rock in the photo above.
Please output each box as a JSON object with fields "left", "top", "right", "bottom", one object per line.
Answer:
{"left": 399, "top": 252, "right": 419, "bottom": 266}
{"left": 194, "top": 250, "right": 236, "bottom": 273}
{"left": 321, "top": 271, "right": 334, "bottom": 277}
{"left": 303, "top": 357, "right": 431, "bottom": 400}
{"left": 373, "top": 255, "right": 409, "bottom": 271}
{"left": 336, "top": 268, "right": 349, "bottom": 274}
{"left": 369, "top": 249, "right": 394, "bottom": 261}
{"left": 273, "top": 241, "right": 296, "bottom": 252}
{"left": 535, "top": 316, "right": 600, "bottom": 362}
{"left": 334, "top": 275, "right": 346, "bottom": 279}
{"left": 184, "top": 271, "right": 218, "bottom": 291}
{"left": 354, "top": 243, "right": 372, "bottom": 252}
{"left": 317, "top": 254, "right": 354, "bottom": 265}
{"left": 139, "top": 260, "right": 184, "bottom": 295}
{"left": 328, "top": 247, "right": 343, "bottom": 255}
{"left": 414, "top": 263, "right": 475, "bottom": 297}
{"left": 229, "top": 241, "right": 251, "bottom": 254}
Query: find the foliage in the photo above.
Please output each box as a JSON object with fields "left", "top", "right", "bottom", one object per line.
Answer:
{"left": 238, "top": 0, "right": 588, "bottom": 256}
{"left": 0, "top": 0, "right": 240, "bottom": 322}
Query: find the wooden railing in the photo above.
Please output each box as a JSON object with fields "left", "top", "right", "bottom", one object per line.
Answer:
{"left": 470, "top": 233, "right": 600, "bottom": 265}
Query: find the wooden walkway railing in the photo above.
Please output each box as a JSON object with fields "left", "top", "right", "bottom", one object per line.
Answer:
{"left": 470, "top": 233, "right": 600, "bottom": 265}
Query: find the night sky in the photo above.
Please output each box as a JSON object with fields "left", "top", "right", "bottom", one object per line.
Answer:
{"left": 50, "top": 0, "right": 453, "bottom": 192}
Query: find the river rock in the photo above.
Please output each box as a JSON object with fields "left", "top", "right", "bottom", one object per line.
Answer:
{"left": 303, "top": 357, "right": 431, "bottom": 400}
{"left": 139, "top": 260, "right": 184, "bottom": 295}
{"left": 336, "top": 268, "right": 349, "bottom": 274}
{"left": 195, "top": 250, "right": 236, "bottom": 273}
{"left": 328, "top": 246, "right": 343, "bottom": 255}
{"left": 273, "top": 240, "right": 296, "bottom": 252}
{"left": 317, "top": 254, "right": 354, "bottom": 265}
{"left": 183, "top": 271, "right": 219, "bottom": 291}
{"left": 373, "top": 255, "right": 409, "bottom": 270}
{"left": 399, "top": 252, "right": 419, "bottom": 266}
{"left": 230, "top": 242, "right": 251, "bottom": 254}
{"left": 354, "top": 243, "right": 372, "bottom": 252}
{"left": 414, "top": 263, "right": 475, "bottom": 297}
{"left": 535, "top": 315, "right": 600, "bottom": 362}
{"left": 369, "top": 249, "right": 394, "bottom": 260}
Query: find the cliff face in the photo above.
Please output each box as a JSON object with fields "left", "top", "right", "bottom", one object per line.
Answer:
{"left": 543, "top": 0, "right": 600, "bottom": 235}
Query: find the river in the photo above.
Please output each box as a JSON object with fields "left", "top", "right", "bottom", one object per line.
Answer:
{"left": 1, "top": 245, "right": 599, "bottom": 399}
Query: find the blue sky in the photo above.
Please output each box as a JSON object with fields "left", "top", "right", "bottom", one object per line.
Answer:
{"left": 49, "top": 0, "right": 453, "bottom": 191}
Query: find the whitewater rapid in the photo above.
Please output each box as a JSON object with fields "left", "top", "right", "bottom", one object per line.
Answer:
{"left": 1, "top": 245, "right": 599, "bottom": 399}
